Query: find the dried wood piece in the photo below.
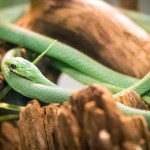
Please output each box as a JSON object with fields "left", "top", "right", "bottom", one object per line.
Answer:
{"left": 17, "top": 0, "right": 150, "bottom": 78}
{"left": 18, "top": 85, "right": 150, "bottom": 150}
{"left": 57, "top": 102, "right": 82, "bottom": 150}
{"left": 122, "top": 142, "right": 143, "bottom": 150}
{"left": 71, "top": 85, "right": 123, "bottom": 145}
{"left": 115, "top": 90, "right": 148, "bottom": 110}
{"left": 43, "top": 104, "right": 63, "bottom": 150}
{"left": 71, "top": 85, "right": 150, "bottom": 149}
{"left": 120, "top": 116, "right": 150, "bottom": 149}
{"left": 18, "top": 100, "right": 49, "bottom": 150}
{"left": 120, "top": 0, "right": 138, "bottom": 10}
{"left": 98, "top": 130, "right": 113, "bottom": 150}
{"left": 0, "top": 122, "right": 21, "bottom": 150}
{"left": 83, "top": 101, "right": 108, "bottom": 150}
{"left": 70, "top": 85, "right": 118, "bottom": 127}
{"left": 0, "top": 72, "right": 5, "bottom": 90}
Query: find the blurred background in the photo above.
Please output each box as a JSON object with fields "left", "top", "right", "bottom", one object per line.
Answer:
{"left": 1, "top": 0, "right": 150, "bottom": 14}
{"left": 106, "top": 0, "right": 150, "bottom": 14}
{"left": 0, "top": 0, "right": 150, "bottom": 90}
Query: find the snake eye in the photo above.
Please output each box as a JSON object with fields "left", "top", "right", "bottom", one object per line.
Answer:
{"left": 10, "top": 64, "right": 16, "bottom": 69}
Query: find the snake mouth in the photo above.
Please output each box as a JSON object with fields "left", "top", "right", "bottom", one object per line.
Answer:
{"left": 14, "top": 72, "right": 32, "bottom": 81}
{"left": 4, "top": 59, "right": 32, "bottom": 81}
{"left": 5, "top": 64, "right": 31, "bottom": 82}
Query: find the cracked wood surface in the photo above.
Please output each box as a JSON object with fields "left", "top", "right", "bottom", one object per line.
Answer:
{"left": 18, "top": 85, "right": 150, "bottom": 150}
{"left": 0, "top": 122, "right": 22, "bottom": 150}
{"left": 115, "top": 90, "right": 148, "bottom": 110}
{"left": 120, "top": 0, "right": 138, "bottom": 10}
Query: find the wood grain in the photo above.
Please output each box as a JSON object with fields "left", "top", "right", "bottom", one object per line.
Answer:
{"left": 17, "top": 85, "right": 150, "bottom": 150}
{"left": 120, "top": 0, "right": 138, "bottom": 10}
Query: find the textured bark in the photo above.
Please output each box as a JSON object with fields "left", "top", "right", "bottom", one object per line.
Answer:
{"left": 43, "top": 105, "right": 63, "bottom": 150}
{"left": 18, "top": 85, "right": 150, "bottom": 150}
{"left": 0, "top": 122, "right": 21, "bottom": 150}
{"left": 115, "top": 90, "right": 148, "bottom": 110}
{"left": 18, "top": 100, "right": 48, "bottom": 150}
{"left": 17, "top": 0, "right": 150, "bottom": 78}
{"left": 57, "top": 102, "right": 82, "bottom": 150}
{"left": 120, "top": 0, "right": 138, "bottom": 10}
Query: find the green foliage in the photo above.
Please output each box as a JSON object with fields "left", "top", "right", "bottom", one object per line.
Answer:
{"left": 0, "top": 0, "right": 29, "bottom": 9}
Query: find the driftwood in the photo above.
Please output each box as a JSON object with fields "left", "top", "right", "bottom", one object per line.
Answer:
{"left": 120, "top": 0, "right": 138, "bottom": 10}
{"left": 17, "top": 85, "right": 150, "bottom": 150}
{"left": 115, "top": 90, "right": 148, "bottom": 110}
{"left": 0, "top": 122, "right": 22, "bottom": 150}
{"left": 17, "top": 0, "right": 150, "bottom": 78}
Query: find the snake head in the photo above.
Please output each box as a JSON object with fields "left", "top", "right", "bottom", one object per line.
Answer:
{"left": 5, "top": 57, "right": 40, "bottom": 81}
{"left": 5, "top": 57, "right": 21, "bottom": 72}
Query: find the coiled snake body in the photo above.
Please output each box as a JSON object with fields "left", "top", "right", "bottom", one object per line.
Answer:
{"left": 1, "top": 22, "right": 150, "bottom": 128}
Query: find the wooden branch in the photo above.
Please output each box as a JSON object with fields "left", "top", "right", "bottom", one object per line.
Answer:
{"left": 0, "top": 122, "right": 21, "bottom": 150}
{"left": 17, "top": 0, "right": 150, "bottom": 78}
{"left": 18, "top": 85, "right": 150, "bottom": 149}
{"left": 120, "top": 0, "right": 138, "bottom": 10}
{"left": 115, "top": 90, "right": 148, "bottom": 110}
{"left": 43, "top": 105, "right": 62, "bottom": 150}
{"left": 18, "top": 100, "right": 49, "bottom": 150}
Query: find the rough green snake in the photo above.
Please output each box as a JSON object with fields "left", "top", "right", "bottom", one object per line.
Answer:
{"left": 1, "top": 7, "right": 150, "bottom": 128}
{"left": 2, "top": 47, "right": 150, "bottom": 129}
{"left": 1, "top": 22, "right": 150, "bottom": 128}
{"left": 1, "top": 22, "right": 150, "bottom": 96}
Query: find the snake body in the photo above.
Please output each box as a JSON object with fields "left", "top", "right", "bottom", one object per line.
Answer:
{"left": 1, "top": 9, "right": 150, "bottom": 128}
{"left": 2, "top": 48, "right": 150, "bottom": 129}
{"left": 1, "top": 22, "right": 150, "bottom": 100}
{"left": 0, "top": 22, "right": 138, "bottom": 88}
{"left": 1, "top": 49, "right": 71, "bottom": 103}
{"left": 1, "top": 23, "right": 150, "bottom": 97}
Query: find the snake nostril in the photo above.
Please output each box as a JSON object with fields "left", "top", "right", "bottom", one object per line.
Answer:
{"left": 10, "top": 64, "right": 16, "bottom": 69}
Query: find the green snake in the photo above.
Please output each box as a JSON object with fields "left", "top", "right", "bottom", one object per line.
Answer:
{"left": 2, "top": 47, "right": 150, "bottom": 129}
{"left": 1, "top": 22, "right": 150, "bottom": 96}
{"left": 1, "top": 6, "right": 150, "bottom": 128}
